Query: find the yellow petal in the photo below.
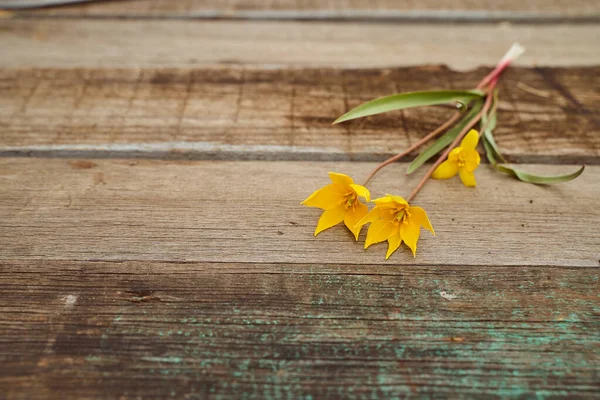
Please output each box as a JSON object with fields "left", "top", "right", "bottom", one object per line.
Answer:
{"left": 432, "top": 160, "right": 458, "bottom": 180}
{"left": 344, "top": 201, "right": 369, "bottom": 240}
{"left": 349, "top": 183, "right": 370, "bottom": 202}
{"left": 365, "top": 219, "right": 398, "bottom": 249}
{"left": 372, "top": 196, "right": 394, "bottom": 205}
{"left": 448, "top": 147, "right": 462, "bottom": 163}
{"left": 301, "top": 184, "right": 347, "bottom": 210}
{"left": 459, "top": 168, "right": 477, "bottom": 187}
{"left": 328, "top": 172, "right": 354, "bottom": 187}
{"left": 354, "top": 207, "right": 382, "bottom": 229}
{"left": 314, "top": 204, "right": 346, "bottom": 236}
{"left": 372, "top": 199, "right": 397, "bottom": 209}
{"left": 385, "top": 194, "right": 408, "bottom": 205}
{"left": 464, "top": 149, "right": 481, "bottom": 172}
{"left": 409, "top": 206, "right": 435, "bottom": 235}
{"left": 372, "top": 195, "right": 406, "bottom": 208}
{"left": 460, "top": 129, "right": 479, "bottom": 150}
{"left": 386, "top": 233, "right": 402, "bottom": 259}
{"left": 400, "top": 220, "right": 421, "bottom": 257}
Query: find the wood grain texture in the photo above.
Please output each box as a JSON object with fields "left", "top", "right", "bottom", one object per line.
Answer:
{"left": 0, "top": 158, "right": 598, "bottom": 267}
{"left": 7, "top": 0, "right": 599, "bottom": 20}
{"left": 2, "top": 20, "right": 600, "bottom": 69}
{"left": 1, "top": 66, "right": 599, "bottom": 163}
{"left": 0, "top": 1, "right": 598, "bottom": 397}
{"left": 1, "top": 260, "right": 599, "bottom": 398}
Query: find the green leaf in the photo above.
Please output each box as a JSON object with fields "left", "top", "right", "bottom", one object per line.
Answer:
{"left": 493, "top": 163, "right": 585, "bottom": 184}
{"left": 480, "top": 91, "right": 506, "bottom": 163}
{"left": 333, "top": 90, "right": 484, "bottom": 124}
{"left": 482, "top": 137, "right": 499, "bottom": 165}
{"left": 406, "top": 100, "right": 484, "bottom": 174}
{"left": 484, "top": 136, "right": 585, "bottom": 184}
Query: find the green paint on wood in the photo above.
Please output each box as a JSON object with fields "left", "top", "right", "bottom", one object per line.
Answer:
{"left": 142, "top": 356, "right": 183, "bottom": 364}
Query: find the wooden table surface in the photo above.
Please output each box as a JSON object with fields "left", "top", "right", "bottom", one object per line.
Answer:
{"left": 1, "top": 1, "right": 599, "bottom": 398}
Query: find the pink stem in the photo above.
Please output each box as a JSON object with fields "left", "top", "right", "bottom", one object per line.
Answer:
{"left": 477, "top": 59, "right": 511, "bottom": 90}
{"left": 363, "top": 111, "right": 461, "bottom": 186}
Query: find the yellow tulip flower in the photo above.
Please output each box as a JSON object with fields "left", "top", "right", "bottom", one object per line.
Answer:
{"left": 302, "top": 172, "right": 370, "bottom": 239}
{"left": 432, "top": 129, "right": 481, "bottom": 187}
{"left": 355, "top": 195, "right": 434, "bottom": 258}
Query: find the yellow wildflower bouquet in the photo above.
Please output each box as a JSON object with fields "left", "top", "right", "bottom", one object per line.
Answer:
{"left": 302, "top": 44, "right": 584, "bottom": 259}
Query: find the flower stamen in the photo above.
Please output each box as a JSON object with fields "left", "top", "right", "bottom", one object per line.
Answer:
{"left": 345, "top": 194, "right": 356, "bottom": 208}
{"left": 395, "top": 210, "right": 405, "bottom": 223}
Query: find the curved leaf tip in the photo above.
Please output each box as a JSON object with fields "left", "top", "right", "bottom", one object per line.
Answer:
{"left": 333, "top": 90, "right": 484, "bottom": 124}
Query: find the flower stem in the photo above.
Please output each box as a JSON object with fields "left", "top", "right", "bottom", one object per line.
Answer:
{"left": 363, "top": 111, "right": 461, "bottom": 186}
{"left": 359, "top": 43, "right": 523, "bottom": 192}
{"left": 406, "top": 86, "right": 495, "bottom": 202}
{"left": 477, "top": 43, "right": 524, "bottom": 90}
{"left": 478, "top": 87, "right": 499, "bottom": 136}
{"left": 404, "top": 44, "right": 524, "bottom": 203}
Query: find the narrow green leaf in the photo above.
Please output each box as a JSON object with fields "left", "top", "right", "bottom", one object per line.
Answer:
{"left": 333, "top": 90, "right": 484, "bottom": 124}
{"left": 481, "top": 91, "right": 583, "bottom": 185}
{"left": 482, "top": 137, "right": 498, "bottom": 165}
{"left": 484, "top": 136, "right": 585, "bottom": 184}
{"left": 493, "top": 163, "right": 585, "bottom": 184}
{"left": 480, "top": 91, "right": 506, "bottom": 163}
{"left": 406, "top": 100, "right": 484, "bottom": 174}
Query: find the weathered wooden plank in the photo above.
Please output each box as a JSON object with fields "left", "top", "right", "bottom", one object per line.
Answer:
{"left": 1, "top": 66, "right": 598, "bottom": 163}
{"left": 1, "top": 260, "right": 598, "bottom": 398}
{"left": 0, "top": 159, "right": 598, "bottom": 267}
{"left": 2, "top": 20, "right": 600, "bottom": 69}
{"left": 5, "top": 0, "right": 599, "bottom": 20}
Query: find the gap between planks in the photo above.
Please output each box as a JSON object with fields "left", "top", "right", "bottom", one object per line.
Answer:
{"left": 9, "top": 10, "right": 600, "bottom": 24}
{"left": 1, "top": 144, "right": 598, "bottom": 165}
{"left": 3, "top": 0, "right": 600, "bottom": 23}
{"left": 2, "top": 259, "right": 598, "bottom": 270}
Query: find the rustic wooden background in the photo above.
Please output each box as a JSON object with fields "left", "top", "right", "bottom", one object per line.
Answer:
{"left": 1, "top": 0, "right": 599, "bottom": 398}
